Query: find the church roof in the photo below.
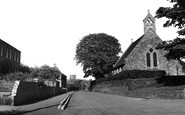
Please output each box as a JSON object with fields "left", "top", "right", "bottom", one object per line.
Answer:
{"left": 114, "top": 35, "right": 144, "bottom": 69}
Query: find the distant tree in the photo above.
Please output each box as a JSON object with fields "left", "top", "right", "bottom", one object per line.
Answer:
{"left": 18, "top": 63, "right": 31, "bottom": 73}
{"left": 75, "top": 33, "right": 121, "bottom": 79}
{"left": 30, "top": 64, "right": 61, "bottom": 80}
{"left": 155, "top": 0, "right": 185, "bottom": 61}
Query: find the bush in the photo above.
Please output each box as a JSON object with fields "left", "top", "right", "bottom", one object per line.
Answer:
{"left": 0, "top": 97, "right": 13, "bottom": 105}
{"left": 95, "top": 70, "right": 166, "bottom": 84}
{"left": 157, "top": 75, "right": 185, "bottom": 86}
{"left": 0, "top": 80, "right": 14, "bottom": 92}
{"left": 3, "top": 72, "right": 33, "bottom": 82}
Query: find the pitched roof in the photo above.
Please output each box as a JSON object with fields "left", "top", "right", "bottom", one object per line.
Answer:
{"left": 113, "top": 35, "right": 144, "bottom": 69}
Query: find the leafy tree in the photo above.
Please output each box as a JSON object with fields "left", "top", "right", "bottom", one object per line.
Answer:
{"left": 155, "top": 0, "right": 185, "bottom": 61}
{"left": 18, "top": 63, "right": 31, "bottom": 73}
{"left": 30, "top": 64, "right": 61, "bottom": 80}
{"left": 75, "top": 33, "right": 121, "bottom": 79}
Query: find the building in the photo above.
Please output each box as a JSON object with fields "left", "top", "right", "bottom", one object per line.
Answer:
{"left": 113, "top": 11, "right": 184, "bottom": 75}
{"left": 0, "top": 39, "right": 21, "bottom": 74}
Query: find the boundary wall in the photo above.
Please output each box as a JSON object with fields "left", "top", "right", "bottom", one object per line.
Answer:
{"left": 14, "top": 81, "right": 66, "bottom": 106}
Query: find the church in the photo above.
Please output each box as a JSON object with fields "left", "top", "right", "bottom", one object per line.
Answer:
{"left": 113, "top": 11, "right": 185, "bottom": 75}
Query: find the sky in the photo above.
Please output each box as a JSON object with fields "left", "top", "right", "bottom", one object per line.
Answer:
{"left": 0, "top": 0, "right": 178, "bottom": 80}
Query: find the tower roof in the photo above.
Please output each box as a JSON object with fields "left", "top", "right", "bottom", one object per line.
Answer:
{"left": 143, "top": 10, "right": 155, "bottom": 23}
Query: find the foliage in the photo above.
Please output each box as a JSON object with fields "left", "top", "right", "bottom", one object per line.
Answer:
{"left": 30, "top": 64, "right": 61, "bottom": 80}
{"left": 75, "top": 33, "right": 121, "bottom": 79}
{"left": 156, "top": 0, "right": 185, "bottom": 36}
{"left": 0, "top": 97, "right": 13, "bottom": 105}
{"left": 67, "top": 79, "right": 87, "bottom": 91}
{"left": 95, "top": 70, "right": 166, "bottom": 84}
{"left": 2, "top": 72, "right": 33, "bottom": 81}
{"left": 18, "top": 63, "right": 31, "bottom": 73}
{"left": 0, "top": 80, "right": 14, "bottom": 92}
{"left": 155, "top": 0, "right": 185, "bottom": 60}
{"left": 1, "top": 64, "right": 62, "bottom": 82}
{"left": 156, "top": 38, "right": 185, "bottom": 60}
{"left": 157, "top": 75, "right": 185, "bottom": 86}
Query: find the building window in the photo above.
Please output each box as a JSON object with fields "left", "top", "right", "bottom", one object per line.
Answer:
{"left": 153, "top": 52, "right": 157, "bottom": 67}
{"left": 146, "top": 48, "right": 158, "bottom": 68}
{"left": 17, "top": 54, "right": 19, "bottom": 62}
{"left": 14, "top": 52, "right": 16, "bottom": 61}
{"left": 10, "top": 49, "right": 11, "bottom": 59}
{"left": 0, "top": 45, "right": 3, "bottom": 56}
{"left": 146, "top": 52, "right": 151, "bottom": 67}
{"left": 6, "top": 48, "right": 8, "bottom": 58}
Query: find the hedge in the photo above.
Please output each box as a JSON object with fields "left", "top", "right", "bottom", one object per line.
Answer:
{"left": 157, "top": 75, "right": 185, "bottom": 86}
{"left": 95, "top": 70, "right": 166, "bottom": 84}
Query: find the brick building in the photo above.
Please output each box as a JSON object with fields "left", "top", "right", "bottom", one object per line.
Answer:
{"left": 113, "top": 11, "right": 185, "bottom": 75}
{"left": 0, "top": 39, "right": 21, "bottom": 74}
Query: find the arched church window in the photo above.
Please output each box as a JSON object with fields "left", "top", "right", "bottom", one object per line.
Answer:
{"left": 153, "top": 52, "right": 157, "bottom": 67}
{"left": 146, "top": 52, "right": 151, "bottom": 67}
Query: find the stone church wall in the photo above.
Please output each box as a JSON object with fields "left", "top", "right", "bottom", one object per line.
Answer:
{"left": 122, "top": 30, "right": 184, "bottom": 75}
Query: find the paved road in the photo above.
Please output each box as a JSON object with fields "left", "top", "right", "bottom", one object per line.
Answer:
{"left": 18, "top": 91, "right": 185, "bottom": 115}
{"left": 61, "top": 91, "right": 185, "bottom": 115}
{"left": 2, "top": 91, "right": 185, "bottom": 115}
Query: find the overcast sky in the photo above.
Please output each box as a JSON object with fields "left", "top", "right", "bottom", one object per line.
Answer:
{"left": 0, "top": 0, "right": 178, "bottom": 79}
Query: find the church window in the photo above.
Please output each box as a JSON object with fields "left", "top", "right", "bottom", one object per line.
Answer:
{"left": 153, "top": 52, "right": 157, "bottom": 67}
{"left": 146, "top": 52, "right": 151, "bottom": 67}
{"left": 149, "top": 48, "right": 153, "bottom": 52}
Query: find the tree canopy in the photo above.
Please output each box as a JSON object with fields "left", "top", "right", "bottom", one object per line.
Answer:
{"left": 75, "top": 33, "right": 121, "bottom": 79}
{"left": 155, "top": 0, "right": 185, "bottom": 60}
{"left": 31, "top": 64, "right": 61, "bottom": 80}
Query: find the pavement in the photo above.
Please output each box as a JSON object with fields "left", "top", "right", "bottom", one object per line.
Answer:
{"left": 0, "top": 92, "right": 73, "bottom": 114}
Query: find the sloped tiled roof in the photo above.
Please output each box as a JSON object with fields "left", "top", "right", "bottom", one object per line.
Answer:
{"left": 113, "top": 35, "right": 144, "bottom": 69}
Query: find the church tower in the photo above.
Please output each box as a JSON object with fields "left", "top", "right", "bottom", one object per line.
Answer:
{"left": 143, "top": 10, "right": 156, "bottom": 34}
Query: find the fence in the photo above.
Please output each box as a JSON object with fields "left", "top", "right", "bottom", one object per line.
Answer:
{"left": 13, "top": 81, "right": 66, "bottom": 106}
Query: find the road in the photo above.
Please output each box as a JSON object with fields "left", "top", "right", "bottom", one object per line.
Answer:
{"left": 15, "top": 91, "right": 185, "bottom": 115}
{"left": 2, "top": 91, "right": 185, "bottom": 115}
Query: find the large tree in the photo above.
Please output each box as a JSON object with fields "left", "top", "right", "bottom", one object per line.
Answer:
{"left": 155, "top": 0, "right": 185, "bottom": 61}
{"left": 75, "top": 33, "right": 121, "bottom": 79}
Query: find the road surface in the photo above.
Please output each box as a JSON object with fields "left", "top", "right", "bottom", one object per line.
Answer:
{"left": 17, "top": 91, "right": 185, "bottom": 115}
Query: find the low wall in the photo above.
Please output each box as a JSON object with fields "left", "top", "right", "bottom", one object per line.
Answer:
{"left": 14, "top": 81, "right": 66, "bottom": 106}
{"left": 92, "top": 78, "right": 185, "bottom": 99}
